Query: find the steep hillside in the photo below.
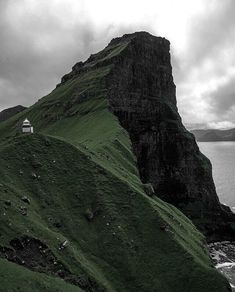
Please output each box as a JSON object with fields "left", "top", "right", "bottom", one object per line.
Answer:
{"left": 192, "top": 128, "right": 235, "bottom": 141}
{"left": 0, "top": 133, "right": 230, "bottom": 291}
{"left": 0, "top": 105, "right": 26, "bottom": 122}
{"left": 0, "top": 32, "right": 232, "bottom": 291}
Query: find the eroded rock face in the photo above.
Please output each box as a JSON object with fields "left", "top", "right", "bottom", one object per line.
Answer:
{"left": 105, "top": 32, "right": 235, "bottom": 239}
{"left": 0, "top": 236, "right": 105, "bottom": 291}
{"left": 60, "top": 31, "right": 235, "bottom": 239}
{"left": 107, "top": 34, "right": 213, "bottom": 208}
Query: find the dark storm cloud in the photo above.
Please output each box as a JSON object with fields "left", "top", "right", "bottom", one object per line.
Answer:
{"left": 0, "top": 0, "right": 235, "bottom": 129}
{"left": 185, "top": 0, "right": 235, "bottom": 68}
{"left": 0, "top": 1, "right": 152, "bottom": 111}
{"left": 174, "top": 0, "right": 235, "bottom": 126}
{"left": 210, "top": 76, "right": 235, "bottom": 116}
{"left": 0, "top": 1, "right": 101, "bottom": 110}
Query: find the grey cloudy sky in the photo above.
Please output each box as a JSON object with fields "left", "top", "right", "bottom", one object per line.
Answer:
{"left": 0, "top": 0, "right": 235, "bottom": 129}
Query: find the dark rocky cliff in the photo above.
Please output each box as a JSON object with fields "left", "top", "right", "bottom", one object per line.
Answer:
{"left": 60, "top": 31, "right": 235, "bottom": 240}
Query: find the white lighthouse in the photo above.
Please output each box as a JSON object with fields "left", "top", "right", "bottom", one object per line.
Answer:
{"left": 22, "top": 118, "right": 34, "bottom": 134}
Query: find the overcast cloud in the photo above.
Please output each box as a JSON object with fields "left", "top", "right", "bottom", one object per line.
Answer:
{"left": 0, "top": 0, "right": 235, "bottom": 129}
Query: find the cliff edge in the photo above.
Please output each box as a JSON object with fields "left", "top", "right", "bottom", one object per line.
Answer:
{"left": 60, "top": 31, "right": 235, "bottom": 240}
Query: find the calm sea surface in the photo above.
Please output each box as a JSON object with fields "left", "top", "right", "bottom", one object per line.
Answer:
{"left": 198, "top": 142, "right": 235, "bottom": 209}
{"left": 198, "top": 142, "right": 235, "bottom": 289}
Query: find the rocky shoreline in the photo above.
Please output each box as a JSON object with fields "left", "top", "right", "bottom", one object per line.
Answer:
{"left": 209, "top": 241, "right": 235, "bottom": 290}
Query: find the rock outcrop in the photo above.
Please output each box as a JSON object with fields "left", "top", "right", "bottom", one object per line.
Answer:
{"left": 60, "top": 31, "right": 235, "bottom": 240}
{"left": 111, "top": 33, "right": 235, "bottom": 239}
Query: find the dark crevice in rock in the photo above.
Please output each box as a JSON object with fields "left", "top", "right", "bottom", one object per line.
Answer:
{"left": 0, "top": 236, "right": 106, "bottom": 292}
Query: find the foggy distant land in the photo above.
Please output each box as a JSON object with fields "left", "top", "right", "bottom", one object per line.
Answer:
{"left": 192, "top": 128, "right": 235, "bottom": 142}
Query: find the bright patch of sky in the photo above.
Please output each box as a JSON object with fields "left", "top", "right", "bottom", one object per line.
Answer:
{"left": 0, "top": 0, "right": 235, "bottom": 129}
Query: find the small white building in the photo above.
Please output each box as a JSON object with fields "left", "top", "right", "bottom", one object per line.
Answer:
{"left": 22, "top": 118, "right": 34, "bottom": 134}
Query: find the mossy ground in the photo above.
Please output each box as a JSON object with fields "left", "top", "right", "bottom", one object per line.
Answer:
{"left": 0, "top": 53, "right": 231, "bottom": 291}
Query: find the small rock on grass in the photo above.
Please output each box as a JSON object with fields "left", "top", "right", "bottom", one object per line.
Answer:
{"left": 59, "top": 240, "right": 68, "bottom": 250}
{"left": 21, "top": 196, "right": 30, "bottom": 204}
{"left": 31, "top": 172, "right": 37, "bottom": 179}
{"left": 19, "top": 206, "right": 27, "bottom": 216}
{"left": 4, "top": 200, "right": 11, "bottom": 206}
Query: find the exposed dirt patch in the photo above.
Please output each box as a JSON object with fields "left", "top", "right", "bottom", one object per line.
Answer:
{"left": 0, "top": 236, "right": 105, "bottom": 291}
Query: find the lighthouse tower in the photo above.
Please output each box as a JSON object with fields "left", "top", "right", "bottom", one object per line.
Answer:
{"left": 22, "top": 118, "right": 34, "bottom": 134}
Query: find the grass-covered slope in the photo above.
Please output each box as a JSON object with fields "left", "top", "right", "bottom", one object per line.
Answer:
{"left": 0, "top": 105, "right": 26, "bottom": 123}
{"left": 0, "top": 36, "right": 231, "bottom": 291}
{"left": 0, "top": 258, "right": 82, "bottom": 292}
{"left": 0, "top": 134, "right": 230, "bottom": 292}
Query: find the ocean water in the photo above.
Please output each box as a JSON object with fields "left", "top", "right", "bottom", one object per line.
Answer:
{"left": 198, "top": 142, "right": 235, "bottom": 289}
{"left": 198, "top": 142, "right": 235, "bottom": 209}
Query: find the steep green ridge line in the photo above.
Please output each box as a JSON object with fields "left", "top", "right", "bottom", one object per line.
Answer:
{"left": 0, "top": 32, "right": 231, "bottom": 291}
{"left": 0, "top": 134, "right": 230, "bottom": 291}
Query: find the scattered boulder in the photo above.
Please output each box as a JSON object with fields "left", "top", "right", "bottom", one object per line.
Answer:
{"left": 59, "top": 240, "right": 68, "bottom": 250}
{"left": 31, "top": 172, "right": 37, "bottom": 179}
{"left": 53, "top": 222, "right": 62, "bottom": 228}
{"left": 19, "top": 206, "right": 27, "bottom": 216}
{"left": 84, "top": 209, "right": 94, "bottom": 222}
{"left": 45, "top": 139, "right": 51, "bottom": 146}
{"left": 4, "top": 200, "right": 11, "bottom": 206}
{"left": 21, "top": 196, "right": 30, "bottom": 204}
{"left": 143, "top": 183, "right": 155, "bottom": 197}
{"left": 160, "top": 224, "right": 168, "bottom": 231}
{"left": 32, "top": 161, "right": 42, "bottom": 169}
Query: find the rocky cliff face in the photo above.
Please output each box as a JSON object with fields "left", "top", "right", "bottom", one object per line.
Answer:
{"left": 60, "top": 32, "right": 235, "bottom": 240}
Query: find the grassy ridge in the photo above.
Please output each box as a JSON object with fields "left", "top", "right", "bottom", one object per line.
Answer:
{"left": 0, "top": 134, "right": 229, "bottom": 291}
{"left": 0, "top": 47, "right": 231, "bottom": 291}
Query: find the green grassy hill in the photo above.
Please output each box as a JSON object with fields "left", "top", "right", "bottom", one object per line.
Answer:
{"left": 0, "top": 35, "right": 231, "bottom": 291}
